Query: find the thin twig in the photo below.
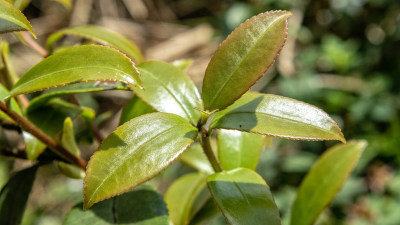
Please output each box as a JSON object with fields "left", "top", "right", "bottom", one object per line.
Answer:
{"left": 19, "top": 32, "right": 48, "bottom": 58}
{"left": 199, "top": 128, "right": 222, "bottom": 172}
{"left": 0, "top": 101, "right": 87, "bottom": 169}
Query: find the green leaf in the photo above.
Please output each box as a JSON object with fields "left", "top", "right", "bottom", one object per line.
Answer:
{"left": 171, "top": 59, "right": 193, "bottom": 71}
{"left": 84, "top": 112, "right": 198, "bottom": 209}
{"left": 13, "top": 0, "right": 31, "bottom": 11}
{"left": 9, "top": 45, "right": 142, "bottom": 97}
{"left": 217, "top": 129, "right": 264, "bottom": 170}
{"left": 210, "top": 92, "right": 345, "bottom": 142}
{"left": 0, "top": 0, "right": 35, "bottom": 37}
{"left": 202, "top": 11, "right": 291, "bottom": 110}
{"left": 132, "top": 61, "right": 202, "bottom": 124}
{"left": 119, "top": 95, "right": 155, "bottom": 125}
{"left": 0, "top": 165, "right": 38, "bottom": 225}
{"left": 61, "top": 117, "right": 80, "bottom": 156}
{"left": 188, "top": 197, "right": 220, "bottom": 225}
{"left": 0, "top": 41, "right": 19, "bottom": 89}
{"left": 22, "top": 132, "right": 46, "bottom": 161}
{"left": 27, "top": 98, "right": 84, "bottom": 137}
{"left": 28, "top": 82, "right": 127, "bottom": 112}
{"left": 179, "top": 143, "right": 213, "bottom": 174}
{"left": 58, "top": 162, "right": 85, "bottom": 179}
{"left": 47, "top": 25, "right": 143, "bottom": 63}
{"left": 290, "top": 140, "right": 366, "bottom": 225}
{"left": 165, "top": 173, "right": 206, "bottom": 225}
{"left": 64, "top": 185, "right": 169, "bottom": 225}
{"left": 207, "top": 168, "right": 281, "bottom": 225}
{"left": 0, "top": 83, "right": 21, "bottom": 123}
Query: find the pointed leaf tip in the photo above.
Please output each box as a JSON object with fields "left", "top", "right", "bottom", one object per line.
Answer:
{"left": 10, "top": 45, "right": 142, "bottom": 97}
{"left": 0, "top": 0, "right": 36, "bottom": 38}
{"left": 202, "top": 10, "right": 292, "bottom": 111}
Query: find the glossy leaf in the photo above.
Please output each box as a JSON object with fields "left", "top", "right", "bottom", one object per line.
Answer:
{"left": 9, "top": 45, "right": 142, "bottom": 97}
{"left": 179, "top": 143, "right": 213, "bottom": 174}
{"left": 23, "top": 132, "right": 46, "bottom": 161}
{"left": 120, "top": 95, "right": 155, "bottom": 125}
{"left": 27, "top": 98, "right": 83, "bottom": 137}
{"left": 165, "top": 173, "right": 206, "bottom": 225}
{"left": 217, "top": 129, "right": 264, "bottom": 170}
{"left": 28, "top": 82, "right": 126, "bottom": 111}
{"left": 132, "top": 61, "right": 202, "bottom": 124}
{"left": 171, "top": 59, "right": 193, "bottom": 71}
{"left": 65, "top": 185, "right": 169, "bottom": 225}
{"left": 47, "top": 25, "right": 143, "bottom": 63}
{"left": 0, "top": 0, "right": 35, "bottom": 37}
{"left": 290, "top": 140, "right": 366, "bottom": 225}
{"left": 202, "top": 11, "right": 291, "bottom": 110}
{"left": 0, "top": 165, "right": 38, "bottom": 225}
{"left": 207, "top": 168, "right": 281, "bottom": 225}
{"left": 210, "top": 92, "right": 345, "bottom": 142}
{"left": 84, "top": 112, "right": 198, "bottom": 209}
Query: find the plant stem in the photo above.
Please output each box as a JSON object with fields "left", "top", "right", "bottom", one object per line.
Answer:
{"left": 19, "top": 32, "right": 48, "bottom": 58}
{"left": 0, "top": 101, "right": 87, "bottom": 169}
{"left": 199, "top": 128, "right": 222, "bottom": 172}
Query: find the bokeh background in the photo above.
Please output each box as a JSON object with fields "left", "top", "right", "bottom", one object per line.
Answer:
{"left": 1, "top": 0, "right": 400, "bottom": 224}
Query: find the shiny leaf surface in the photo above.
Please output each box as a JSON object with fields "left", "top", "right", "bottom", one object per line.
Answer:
{"left": 132, "top": 61, "right": 202, "bottom": 124}
{"left": 179, "top": 143, "right": 213, "bottom": 174}
{"left": 202, "top": 11, "right": 291, "bottom": 110}
{"left": 84, "top": 112, "right": 198, "bottom": 209}
{"left": 210, "top": 92, "right": 345, "bottom": 142}
{"left": 165, "top": 173, "right": 206, "bottom": 225}
{"left": 47, "top": 25, "right": 143, "bottom": 63}
{"left": 290, "top": 140, "right": 366, "bottom": 225}
{"left": 0, "top": 165, "right": 38, "bottom": 225}
{"left": 9, "top": 45, "right": 141, "bottom": 97}
{"left": 28, "top": 82, "right": 126, "bottom": 111}
{"left": 119, "top": 95, "right": 155, "bottom": 125}
{"left": 0, "top": 0, "right": 35, "bottom": 37}
{"left": 217, "top": 129, "right": 264, "bottom": 170}
{"left": 207, "top": 168, "right": 281, "bottom": 225}
{"left": 65, "top": 185, "right": 169, "bottom": 225}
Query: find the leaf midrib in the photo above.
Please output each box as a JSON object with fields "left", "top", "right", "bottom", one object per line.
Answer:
{"left": 214, "top": 111, "right": 338, "bottom": 137}
{"left": 13, "top": 65, "right": 134, "bottom": 94}
{"left": 87, "top": 122, "right": 193, "bottom": 204}
{"left": 207, "top": 14, "right": 286, "bottom": 109}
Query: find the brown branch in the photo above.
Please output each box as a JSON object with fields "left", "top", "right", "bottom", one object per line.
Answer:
{"left": 19, "top": 32, "right": 48, "bottom": 58}
{"left": 0, "top": 101, "right": 87, "bottom": 169}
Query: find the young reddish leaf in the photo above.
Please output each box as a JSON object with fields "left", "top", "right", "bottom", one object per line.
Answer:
{"left": 9, "top": 45, "right": 142, "bottom": 97}
{"left": 217, "top": 129, "right": 264, "bottom": 170}
{"left": 47, "top": 25, "right": 143, "bottom": 63}
{"left": 210, "top": 92, "right": 345, "bottom": 143}
{"left": 0, "top": 0, "right": 36, "bottom": 38}
{"left": 132, "top": 61, "right": 202, "bottom": 124}
{"left": 290, "top": 141, "right": 366, "bottom": 225}
{"left": 202, "top": 11, "right": 291, "bottom": 111}
{"left": 84, "top": 112, "right": 198, "bottom": 209}
{"left": 165, "top": 173, "right": 206, "bottom": 225}
{"left": 207, "top": 168, "right": 281, "bottom": 225}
